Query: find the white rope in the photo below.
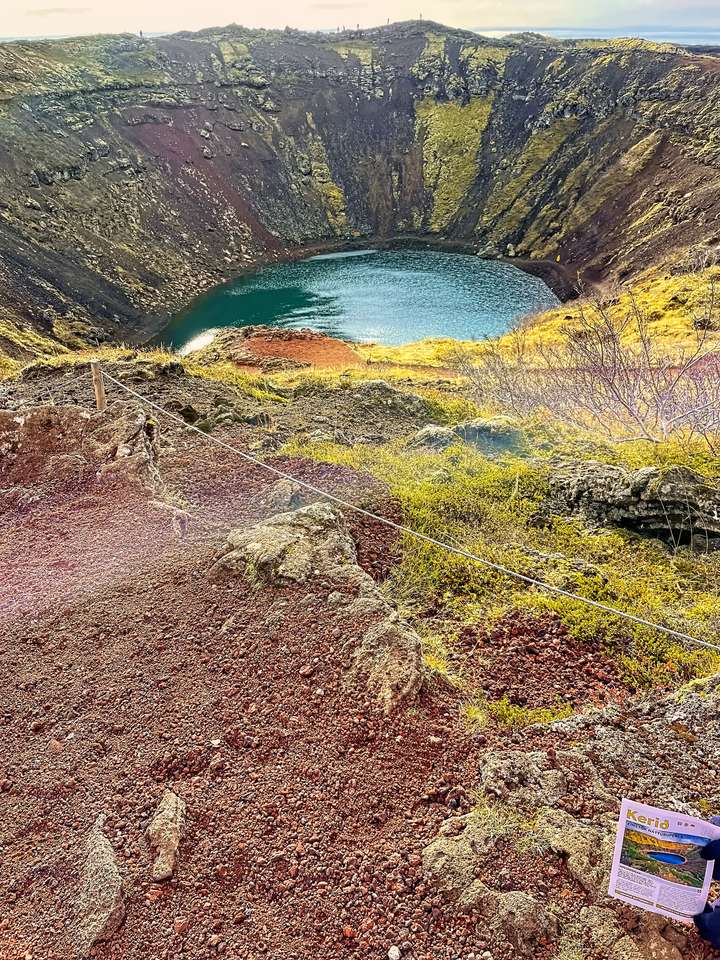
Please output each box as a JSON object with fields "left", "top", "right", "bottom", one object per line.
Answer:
{"left": 57, "top": 368, "right": 92, "bottom": 391}
{"left": 101, "top": 369, "right": 720, "bottom": 654}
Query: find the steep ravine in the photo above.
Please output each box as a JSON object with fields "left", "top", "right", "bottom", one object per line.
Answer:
{"left": 2, "top": 21, "right": 720, "bottom": 356}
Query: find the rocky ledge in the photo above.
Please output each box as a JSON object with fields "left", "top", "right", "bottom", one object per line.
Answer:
{"left": 425, "top": 678, "right": 720, "bottom": 959}
{"left": 549, "top": 459, "right": 720, "bottom": 548}
{"left": 212, "top": 501, "right": 424, "bottom": 712}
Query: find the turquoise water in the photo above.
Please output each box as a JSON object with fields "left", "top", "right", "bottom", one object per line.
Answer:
{"left": 157, "top": 249, "right": 560, "bottom": 353}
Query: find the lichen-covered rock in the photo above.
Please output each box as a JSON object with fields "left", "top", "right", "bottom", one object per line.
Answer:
{"left": 211, "top": 503, "right": 356, "bottom": 582}
{"left": 492, "top": 889, "right": 558, "bottom": 956}
{"left": 440, "top": 680, "right": 720, "bottom": 958}
{"left": 212, "top": 503, "right": 422, "bottom": 710}
{"left": 479, "top": 748, "right": 595, "bottom": 808}
{"left": 422, "top": 812, "right": 505, "bottom": 907}
{"left": 74, "top": 817, "right": 126, "bottom": 957}
{"left": 261, "top": 479, "right": 317, "bottom": 513}
{"left": 548, "top": 459, "right": 720, "bottom": 545}
{"left": 146, "top": 789, "right": 186, "bottom": 881}
{"left": 423, "top": 812, "right": 558, "bottom": 955}
{"left": 558, "top": 906, "right": 646, "bottom": 960}
{"left": 343, "top": 614, "right": 423, "bottom": 714}
{"left": 532, "top": 807, "right": 613, "bottom": 896}
{"left": 408, "top": 424, "right": 456, "bottom": 450}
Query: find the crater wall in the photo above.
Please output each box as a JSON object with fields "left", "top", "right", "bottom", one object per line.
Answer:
{"left": 2, "top": 22, "right": 720, "bottom": 352}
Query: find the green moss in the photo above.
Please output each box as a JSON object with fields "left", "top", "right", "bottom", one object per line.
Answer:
{"left": 479, "top": 118, "right": 578, "bottom": 239}
{"left": 305, "top": 131, "right": 349, "bottom": 233}
{"left": 422, "top": 630, "right": 464, "bottom": 687}
{"left": 0, "top": 313, "right": 71, "bottom": 379}
{"left": 418, "top": 31, "right": 447, "bottom": 62}
{"left": 218, "top": 39, "right": 251, "bottom": 62}
{"left": 329, "top": 41, "right": 375, "bottom": 68}
{"left": 463, "top": 702, "right": 490, "bottom": 730}
{"left": 459, "top": 45, "right": 510, "bottom": 70}
{"left": 416, "top": 97, "right": 494, "bottom": 231}
{"left": 574, "top": 37, "right": 680, "bottom": 54}
{"left": 416, "top": 388, "right": 481, "bottom": 424}
{"left": 472, "top": 697, "right": 572, "bottom": 729}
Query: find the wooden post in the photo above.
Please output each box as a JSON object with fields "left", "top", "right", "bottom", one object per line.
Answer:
{"left": 90, "top": 360, "right": 106, "bottom": 412}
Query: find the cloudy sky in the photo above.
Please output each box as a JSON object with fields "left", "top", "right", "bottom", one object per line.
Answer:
{"left": 4, "top": 0, "right": 719, "bottom": 38}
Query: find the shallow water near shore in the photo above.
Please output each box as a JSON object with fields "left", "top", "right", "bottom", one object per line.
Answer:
{"left": 157, "top": 249, "right": 560, "bottom": 354}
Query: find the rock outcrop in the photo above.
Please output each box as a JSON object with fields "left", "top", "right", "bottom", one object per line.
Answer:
{"left": 408, "top": 424, "right": 456, "bottom": 450}
{"left": 424, "top": 678, "right": 720, "bottom": 958}
{"left": 453, "top": 416, "right": 526, "bottom": 456}
{"left": 0, "top": 401, "right": 161, "bottom": 505}
{"left": 548, "top": 459, "right": 720, "bottom": 546}
{"left": 74, "top": 817, "right": 126, "bottom": 956}
{"left": 212, "top": 503, "right": 423, "bottom": 710}
{"left": 409, "top": 417, "right": 527, "bottom": 455}
{"left": 211, "top": 502, "right": 357, "bottom": 583}
{"left": 423, "top": 815, "right": 558, "bottom": 956}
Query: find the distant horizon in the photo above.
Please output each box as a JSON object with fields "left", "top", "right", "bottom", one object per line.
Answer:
{"left": 2, "top": 21, "right": 720, "bottom": 45}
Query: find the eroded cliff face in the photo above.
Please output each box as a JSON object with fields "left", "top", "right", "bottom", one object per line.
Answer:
{"left": 2, "top": 21, "right": 720, "bottom": 354}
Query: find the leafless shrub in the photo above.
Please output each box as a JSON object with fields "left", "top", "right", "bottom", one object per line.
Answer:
{"left": 693, "top": 273, "right": 720, "bottom": 331}
{"left": 455, "top": 286, "right": 720, "bottom": 450}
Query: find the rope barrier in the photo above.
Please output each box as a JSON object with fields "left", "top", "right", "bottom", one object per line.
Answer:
{"left": 61, "top": 368, "right": 92, "bottom": 390}
{"left": 38, "top": 367, "right": 92, "bottom": 394}
{"left": 101, "top": 368, "right": 720, "bottom": 655}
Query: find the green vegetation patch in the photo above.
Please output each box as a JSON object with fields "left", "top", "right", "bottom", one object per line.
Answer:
{"left": 416, "top": 96, "right": 494, "bottom": 231}
{"left": 282, "top": 435, "right": 720, "bottom": 689}
{"left": 522, "top": 265, "right": 720, "bottom": 352}
{"left": 464, "top": 696, "right": 573, "bottom": 729}
{"left": 305, "top": 129, "right": 350, "bottom": 234}
{"left": 479, "top": 118, "right": 578, "bottom": 238}
{"left": 329, "top": 41, "right": 375, "bottom": 68}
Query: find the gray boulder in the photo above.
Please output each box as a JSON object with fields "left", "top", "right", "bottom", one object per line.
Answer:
{"left": 453, "top": 416, "right": 525, "bottom": 455}
{"left": 261, "top": 478, "right": 317, "bottom": 513}
{"left": 493, "top": 890, "right": 558, "bottom": 956}
{"left": 354, "top": 380, "right": 430, "bottom": 418}
{"left": 343, "top": 614, "right": 424, "bottom": 715}
{"left": 548, "top": 459, "right": 720, "bottom": 546}
{"left": 211, "top": 502, "right": 355, "bottom": 583}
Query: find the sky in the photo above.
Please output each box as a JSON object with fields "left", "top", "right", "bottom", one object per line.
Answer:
{"left": 3, "top": 0, "right": 720, "bottom": 39}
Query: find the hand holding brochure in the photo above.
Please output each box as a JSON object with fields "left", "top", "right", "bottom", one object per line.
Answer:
{"left": 608, "top": 799, "right": 720, "bottom": 924}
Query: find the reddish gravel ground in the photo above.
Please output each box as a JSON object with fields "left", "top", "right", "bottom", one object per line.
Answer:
{"left": 244, "top": 329, "right": 364, "bottom": 370}
{"left": 1, "top": 389, "right": 715, "bottom": 960}
{"left": 461, "top": 612, "right": 628, "bottom": 714}
{"left": 1, "top": 541, "right": 481, "bottom": 960}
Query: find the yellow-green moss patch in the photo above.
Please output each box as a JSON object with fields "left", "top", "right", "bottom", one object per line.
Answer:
{"left": 416, "top": 96, "right": 494, "bottom": 231}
